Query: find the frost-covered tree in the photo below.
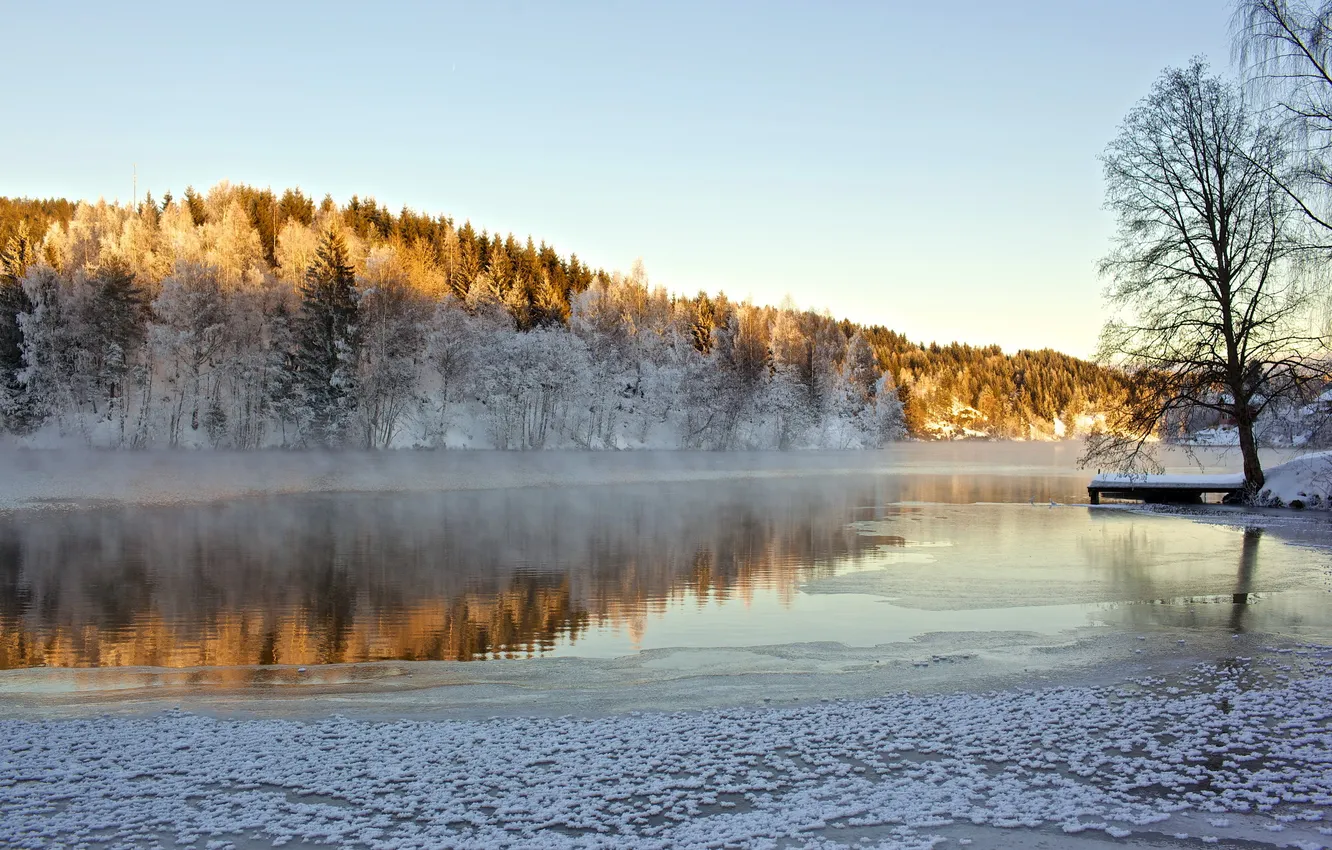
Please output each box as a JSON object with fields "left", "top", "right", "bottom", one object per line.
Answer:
{"left": 257, "top": 295, "right": 300, "bottom": 447}
{"left": 15, "top": 266, "right": 68, "bottom": 429}
{"left": 357, "top": 276, "right": 428, "bottom": 447}
{"left": 151, "top": 263, "right": 228, "bottom": 446}
{"left": 0, "top": 182, "right": 954, "bottom": 448}
{"left": 207, "top": 200, "right": 264, "bottom": 286}
{"left": 867, "top": 374, "right": 908, "bottom": 446}
{"left": 116, "top": 200, "right": 173, "bottom": 286}
{"left": 276, "top": 220, "right": 320, "bottom": 285}
{"left": 422, "top": 301, "right": 477, "bottom": 444}
{"left": 843, "top": 331, "right": 879, "bottom": 401}
{"left": 82, "top": 262, "right": 150, "bottom": 442}
{"left": 159, "top": 198, "right": 206, "bottom": 266}
{"left": 18, "top": 260, "right": 149, "bottom": 444}
{"left": 464, "top": 272, "right": 509, "bottom": 326}
{"left": 292, "top": 230, "right": 360, "bottom": 446}
{"left": 569, "top": 276, "right": 640, "bottom": 448}
{"left": 706, "top": 308, "right": 772, "bottom": 448}
{"left": 477, "top": 328, "right": 590, "bottom": 449}
{"left": 1235, "top": 0, "right": 1332, "bottom": 236}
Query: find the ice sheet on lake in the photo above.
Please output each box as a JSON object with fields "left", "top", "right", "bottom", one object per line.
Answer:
{"left": 3, "top": 647, "right": 1330, "bottom": 849}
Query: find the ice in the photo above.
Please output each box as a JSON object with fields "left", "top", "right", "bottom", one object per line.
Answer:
{"left": 3, "top": 647, "right": 1330, "bottom": 849}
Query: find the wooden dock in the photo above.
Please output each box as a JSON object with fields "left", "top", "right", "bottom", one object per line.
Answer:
{"left": 1087, "top": 473, "right": 1246, "bottom": 505}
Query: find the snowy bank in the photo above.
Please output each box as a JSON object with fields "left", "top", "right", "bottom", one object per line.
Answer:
{"left": 3, "top": 646, "right": 1330, "bottom": 849}
{"left": 1257, "top": 450, "right": 1332, "bottom": 508}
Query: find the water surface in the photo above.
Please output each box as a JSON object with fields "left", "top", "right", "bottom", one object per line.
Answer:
{"left": 2, "top": 445, "right": 1329, "bottom": 670}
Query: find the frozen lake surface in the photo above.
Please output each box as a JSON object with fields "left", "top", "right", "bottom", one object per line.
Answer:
{"left": 1, "top": 444, "right": 1330, "bottom": 848}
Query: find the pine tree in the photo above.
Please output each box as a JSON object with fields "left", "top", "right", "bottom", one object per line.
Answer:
{"left": 0, "top": 224, "right": 36, "bottom": 431}
{"left": 843, "top": 331, "right": 879, "bottom": 401}
{"left": 689, "top": 293, "right": 716, "bottom": 354}
{"left": 293, "top": 229, "right": 360, "bottom": 446}
{"left": 86, "top": 261, "right": 149, "bottom": 423}
{"left": 183, "top": 186, "right": 207, "bottom": 227}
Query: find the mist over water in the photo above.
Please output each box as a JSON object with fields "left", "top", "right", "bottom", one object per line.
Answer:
{"left": 1, "top": 444, "right": 1328, "bottom": 670}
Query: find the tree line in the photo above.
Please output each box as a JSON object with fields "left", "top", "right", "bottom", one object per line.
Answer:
{"left": 0, "top": 183, "right": 1123, "bottom": 449}
{"left": 863, "top": 330, "right": 1126, "bottom": 438}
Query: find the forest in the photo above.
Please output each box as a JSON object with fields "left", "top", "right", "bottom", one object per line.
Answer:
{"left": 0, "top": 185, "right": 1124, "bottom": 449}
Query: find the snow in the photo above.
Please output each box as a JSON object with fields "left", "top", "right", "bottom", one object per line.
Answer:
{"left": 7, "top": 265, "right": 910, "bottom": 451}
{"left": 1089, "top": 472, "right": 1246, "bottom": 489}
{"left": 1256, "top": 451, "right": 1332, "bottom": 508}
{"left": 1184, "top": 426, "right": 1242, "bottom": 446}
{"left": 3, "top": 646, "right": 1330, "bottom": 849}
{"left": 1091, "top": 450, "right": 1332, "bottom": 509}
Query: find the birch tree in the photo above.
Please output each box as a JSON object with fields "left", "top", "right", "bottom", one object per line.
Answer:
{"left": 1235, "top": 0, "right": 1332, "bottom": 236}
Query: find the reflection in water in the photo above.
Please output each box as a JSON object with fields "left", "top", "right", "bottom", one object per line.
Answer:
{"left": 0, "top": 478, "right": 895, "bottom": 669}
{"left": 1230, "top": 528, "right": 1261, "bottom": 633}
{"left": 1087, "top": 526, "right": 1312, "bottom": 637}
{"left": 1, "top": 470, "right": 1328, "bottom": 670}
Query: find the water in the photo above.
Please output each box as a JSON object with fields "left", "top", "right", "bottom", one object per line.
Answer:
{"left": 2, "top": 444, "right": 1330, "bottom": 671}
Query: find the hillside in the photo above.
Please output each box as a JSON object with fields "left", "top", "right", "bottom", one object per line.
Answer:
{"left": 0, "top": 184, "right": 1123, "bottom": 448}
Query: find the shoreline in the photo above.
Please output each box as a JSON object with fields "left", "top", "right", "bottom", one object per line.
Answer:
{"left": 1, "top": 444, "right": 1316, "bottom": 514}
{"left": 0, "top": 445, "right": 1099, "bottom": 511}
{"left": 4, "top": 640, "right": 1328, "bottom": 850}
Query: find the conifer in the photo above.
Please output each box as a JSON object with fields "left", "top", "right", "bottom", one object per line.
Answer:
{"left": 293, "top": 229, "right": 360, "bottom": 446}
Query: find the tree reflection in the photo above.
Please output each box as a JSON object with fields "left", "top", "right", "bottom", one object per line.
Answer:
{"left": 0, "top": 476, "right": 889, "bottom": 669}
{"left": 1229, "top": 528, "right": 1262, "bottom": 633}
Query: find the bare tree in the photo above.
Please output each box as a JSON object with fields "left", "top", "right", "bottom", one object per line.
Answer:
{"left": 1084, "top": 60, "right": 1324, "bottom": 490}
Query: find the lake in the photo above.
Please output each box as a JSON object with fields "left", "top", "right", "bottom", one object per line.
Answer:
{"left": 2, "top": 443, "right": 1330, "bottom": 672}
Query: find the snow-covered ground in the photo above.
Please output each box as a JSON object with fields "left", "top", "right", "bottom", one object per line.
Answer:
{"left": 1181, "top": 426, "right": 1242, "bottom": 447}
{"left": 3, "top": 644, "right": 1330, "bottom": 849}
{"left": 1258, "top": 451, "right": 1332, "bottom": 508}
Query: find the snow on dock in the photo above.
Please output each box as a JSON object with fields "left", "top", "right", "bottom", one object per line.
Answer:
{"left": 1087, "top": 472, "right": 1246, "bottom": 504}
{"left": 1089, "top": 452, "right": 1332, "bottom": 508}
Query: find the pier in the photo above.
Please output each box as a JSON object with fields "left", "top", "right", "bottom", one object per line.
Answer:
{"left": 1087, "top": 472, "right": 1246, "bottom": 505}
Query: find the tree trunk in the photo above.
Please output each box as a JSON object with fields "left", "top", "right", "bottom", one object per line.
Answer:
{"left": 1235, "top": 402, "right": 1265, "bottom": 492}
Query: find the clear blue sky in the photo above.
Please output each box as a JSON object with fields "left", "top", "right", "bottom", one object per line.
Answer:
{"left": 0, "top": 1, "right": 1234, "bottom": 358}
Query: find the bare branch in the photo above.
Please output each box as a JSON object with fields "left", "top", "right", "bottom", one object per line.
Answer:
{"left": 1085, "top": 59, "right": 1327, "bottom": 489}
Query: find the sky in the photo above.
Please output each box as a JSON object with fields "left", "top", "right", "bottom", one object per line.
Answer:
{"left": 0, "top": 1, "right": 1236, "bottom": 358}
